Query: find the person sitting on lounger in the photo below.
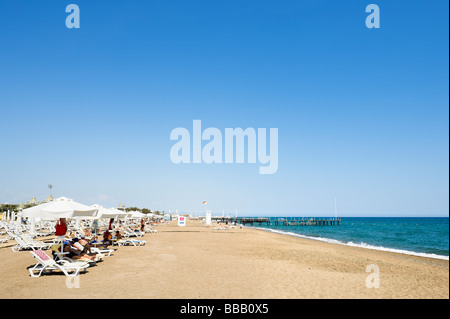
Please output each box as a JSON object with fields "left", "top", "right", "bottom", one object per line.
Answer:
{"left": 63, "top": 240, "right": 96, "bottom": 261}
{"left": 102, "top": 230, "right": 112, "bottom": 247}
{"left": 78, "top": 234, "right": 93, "bottom": 254}
{"left": 114, "top": 230, "right": 123, "bottom": 240}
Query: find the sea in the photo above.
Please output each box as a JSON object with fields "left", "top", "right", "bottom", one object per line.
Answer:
{"left": 244, "top": 217, "right": 449, "bottom": 260}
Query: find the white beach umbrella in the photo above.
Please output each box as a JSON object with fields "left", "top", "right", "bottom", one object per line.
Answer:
{"left": 21, "top": 197, "right": 97, "bottom": 241}
{"left": 92, "top": 205, "right": 127, "bottom": 220}
{"left": 21, "top": 197, "right": 97, "bottom": 220}
{"left": 129, "top": 210, "right": 146, "bottom": 219}
{"left": 39, "top": 197, "right": 97, "bottom": 219}
{"left": 21, "top": 202, "right": 53, "bottom": 219}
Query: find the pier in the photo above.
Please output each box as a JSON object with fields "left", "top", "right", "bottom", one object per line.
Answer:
{"left": 212, "top": 217, "right": 341, "bottom": 226}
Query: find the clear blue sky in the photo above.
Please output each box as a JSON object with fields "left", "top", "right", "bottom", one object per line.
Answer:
{"left": 0, "top": 1, "right": 448, "bottom": 217}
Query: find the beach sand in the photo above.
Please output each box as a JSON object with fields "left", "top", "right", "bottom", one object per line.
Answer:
{"left": 0, "top": 220, "right": 448, "bottom": 299}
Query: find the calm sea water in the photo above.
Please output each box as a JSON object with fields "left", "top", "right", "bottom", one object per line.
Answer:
{"left": 245, "top": 217, "right": 449, "bottom": 260}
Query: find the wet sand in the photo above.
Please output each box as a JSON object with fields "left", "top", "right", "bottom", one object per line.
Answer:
{"left": 0, "top": 220, "right": 448, "bottom": 299}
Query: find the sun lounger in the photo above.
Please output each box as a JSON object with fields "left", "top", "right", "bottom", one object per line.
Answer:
{"left": 91, "top": 247, "right": 114, "bottom": 257}
{"left": 21, "top": 234, "right": 53, "bottom": 248}
{"left": 28, "top": 249, "right": 89, "bottom": 277}
{"left": 116, "top": 239, "right": 146, "bottom": 246}
{"left": 34, "top": 230, "right": 54, "bottom": 237}
{"left": 123, "top": 228, "right": 144, "bottom": 238}
{"left": 144, "top": 227, "right": 158, "bottom": 234}
{"left": 11, "top": 235, "right": 51, "bottom": 252}
{"left": 22, "top": 234, "right": 52, "bottom": 249}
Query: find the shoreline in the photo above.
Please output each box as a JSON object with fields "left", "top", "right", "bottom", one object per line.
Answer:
{"left": 249, "top": 225, "right": 450, "bottom": 261}
{"left": 1, "top": 219, "right": 448, "bottom": 299}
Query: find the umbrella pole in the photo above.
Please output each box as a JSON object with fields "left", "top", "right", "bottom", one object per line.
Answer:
{"left": 60, "top": 236, "right": 64, "bottom": 262}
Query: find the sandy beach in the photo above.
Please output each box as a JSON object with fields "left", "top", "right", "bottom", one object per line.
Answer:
{"left": 0, "top": 219, "right": 448, "bottom": 299}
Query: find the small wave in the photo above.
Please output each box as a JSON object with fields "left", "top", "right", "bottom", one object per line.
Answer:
{"left": 251, "top": 226, "right": 449, "bottom": 261}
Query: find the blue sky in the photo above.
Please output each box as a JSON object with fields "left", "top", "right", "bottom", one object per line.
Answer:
{"left": 0, "top": 1, "right": 448, "bottom": 217}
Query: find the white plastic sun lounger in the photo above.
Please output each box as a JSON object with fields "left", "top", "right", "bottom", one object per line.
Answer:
{"left": 21, "top": 234, "right": 52, "bottom": 249}
{"left": 29, "top": 250, "right": 89, "bottom": 277}
{"left": 123, "top": 228, "right": 144, "bottom": 238}
{"left": 11, "top": 236, "right": 51, "bottom": 252}
{"left": 91, "top": 247, "right": 114, "bottom": 257}
{"left": 144, "top": 227, "right": 158, "bottom": 234}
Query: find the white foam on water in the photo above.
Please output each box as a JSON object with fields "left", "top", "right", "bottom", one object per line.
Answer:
{"left": 251, "top": 226, "right": 449, "bottom": 261}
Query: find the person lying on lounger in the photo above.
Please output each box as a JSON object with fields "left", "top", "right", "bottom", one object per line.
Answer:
{"left": 64, "top": 239, "right": 96, "bottom": 261}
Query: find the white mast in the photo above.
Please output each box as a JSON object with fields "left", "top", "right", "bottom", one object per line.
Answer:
{"left": 334, "top": 197, "right": 337, "bottom": 219}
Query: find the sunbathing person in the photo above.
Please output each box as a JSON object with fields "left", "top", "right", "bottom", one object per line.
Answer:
{"left": 78, "top": 235, "right": 93, "bottom": 254}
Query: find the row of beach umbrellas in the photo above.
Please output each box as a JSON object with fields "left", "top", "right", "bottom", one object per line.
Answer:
{"left": 5, "top": 196, "right": 162, "bottom": 234}
{"left": 2, "top": 196, "right": 162, "bottom": 257}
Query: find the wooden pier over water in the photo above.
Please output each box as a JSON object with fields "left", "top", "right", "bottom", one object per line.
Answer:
{"left": 212, "top": 217, "right": 341, "bottom": 226}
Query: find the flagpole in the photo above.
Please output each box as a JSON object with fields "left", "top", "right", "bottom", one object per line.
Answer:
{"left": 334, "top": 197, "right": 337, "bottom": 219}
{"left": 203, "top": 201, "right": 208, "bottom": 217}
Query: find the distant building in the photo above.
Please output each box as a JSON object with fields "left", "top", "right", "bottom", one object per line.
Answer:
{"left": 0, "top": 195, "right": 54, "bottom": 213}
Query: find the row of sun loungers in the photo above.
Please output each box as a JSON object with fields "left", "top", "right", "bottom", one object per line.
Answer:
{"left": 1, "top": 220, "right": 155, "bottom": 278}
{"left": 28, "top": 236, "right": 148, "bottom": 277}
{"left": 29, "top": 237, "right": 147, "bottom": 276}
